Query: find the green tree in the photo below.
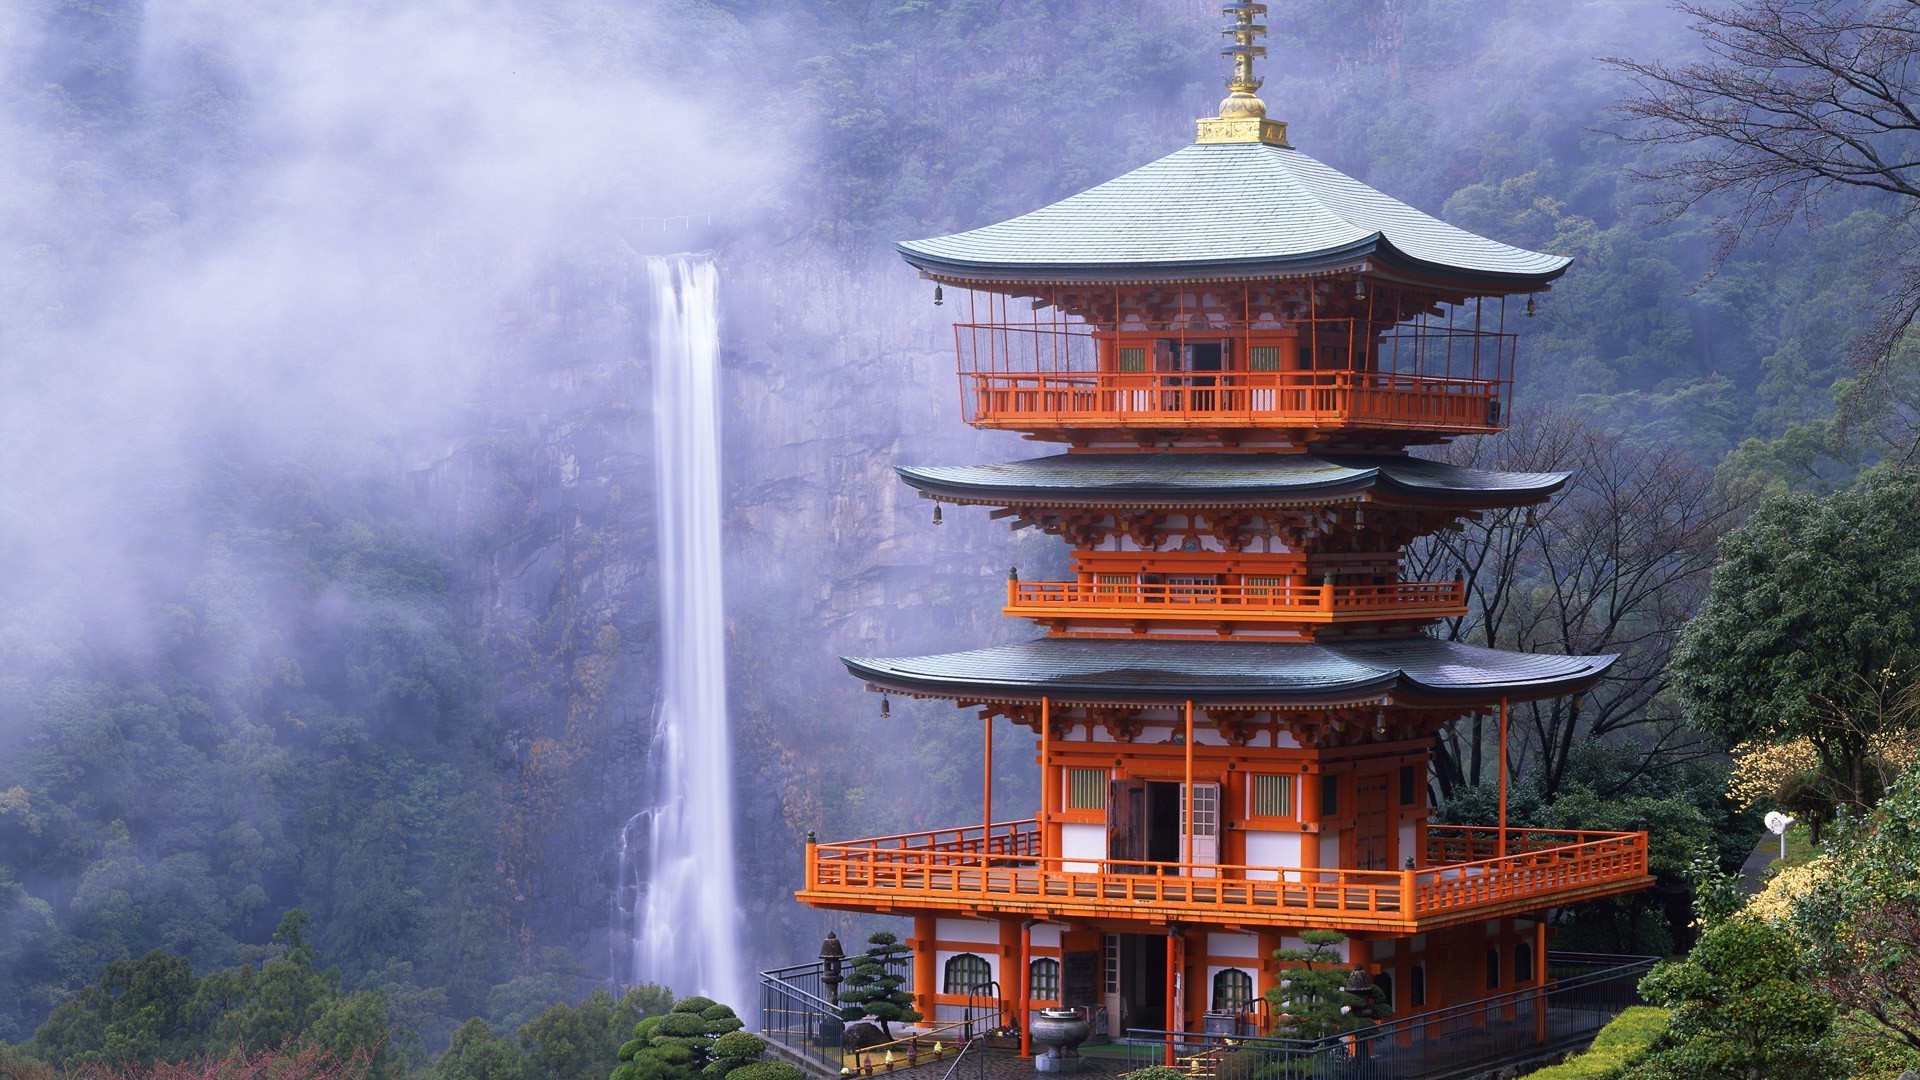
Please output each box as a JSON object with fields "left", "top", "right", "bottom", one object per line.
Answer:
{"left": 1672, "top": 468, "right": 1920, "bottom": 833}
{"left": 520, "top": 989, "right": 625, "bottom": 1080}
{"left": 431, "top": 1018, "right": 526, "bottom": 1080}
{"left": 610, "top": 996, "right": 750, "bottom": 1080}
{"left": 835, "top": 933, "right": 920, "bottom": 1039}
{"left": 1788, "top": 768, "right": 1920, "bottom": 1059}
{"left": 1626, "top": 916, "right": 1837, "bottom": 1080}
{"left": 210, "top": 910, "right": 342, "bottom": 1050}
{"left": 1264, "top": 930, "right": 1387, "bottom": 1042}
{"left": 22, "top": 950, "right": 203, "bottom": 1069}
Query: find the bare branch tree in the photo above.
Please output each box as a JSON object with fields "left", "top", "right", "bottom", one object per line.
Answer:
{"left": 1408, "top": 410, "right": 1746, "bottom": 801}
{"left": 1606, "top": 0, "right": 1920, "bottom": 370}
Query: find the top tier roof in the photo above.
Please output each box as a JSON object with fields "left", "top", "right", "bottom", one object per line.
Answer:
{"left": 897, "top": 141, "right": 1570, "bottom": 289}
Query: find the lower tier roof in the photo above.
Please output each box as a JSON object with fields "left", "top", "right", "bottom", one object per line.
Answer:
{"left": 896, "top": 452, "right": 1567, "bottom": 508}
{"left": 843, "top": 636, "right": 1613, "bottom": 707}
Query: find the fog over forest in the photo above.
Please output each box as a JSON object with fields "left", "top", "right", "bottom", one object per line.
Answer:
{"left": 3, "top": 0, "right": 1915, "bottom": 1069}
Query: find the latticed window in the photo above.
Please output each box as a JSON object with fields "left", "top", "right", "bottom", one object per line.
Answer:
{"left": 1249, "top": 346, "right": 1282, "bottom": 372}
{"left": 1068, "top": 768, "right": 1107, "bottom": 810}
{"left": 1212, "top": 969, "right": 1254, "bottom": 1012}
{"left": 944, "top": 953, "right": 992, "bottom": 995}
{"left": 1118, "top": 347, "right": 1148, "bottom": 373}
{"left": 1242, "top": 575, "right": 1285, "bottom": 599}
{"left": 1030, "top": 958, "right": 1061, "bottom": 1001}
{"left": 1167, "top": 574, "right": 1217, "bottom": 602}
{"left": 1103, "top": 935, "right": 1119, "bottom": 994}
{"left": 1250, "top": 774, "right": 1295, "bottom": 818}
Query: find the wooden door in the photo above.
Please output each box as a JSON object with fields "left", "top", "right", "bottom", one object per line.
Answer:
{"left": 1182, "top": 782, "right": 1221, "bottom": 878}
{"left": 1109, "top": 779, "right": 1146, "bottom": 871}
{"left": 1354, "top": 775, "right": 1390, "bottom": 870}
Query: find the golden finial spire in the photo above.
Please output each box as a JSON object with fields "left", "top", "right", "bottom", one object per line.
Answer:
{"left": 1197, "top": 2, "right": 1291, "bottom": 147}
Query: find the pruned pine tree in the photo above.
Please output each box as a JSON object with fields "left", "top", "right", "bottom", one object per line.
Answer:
{"left": 1265, "top": 930, "right": 1388, "bottom": 1042}
{"left": 836, "top": 932, "right": 922, "bottom": 1039}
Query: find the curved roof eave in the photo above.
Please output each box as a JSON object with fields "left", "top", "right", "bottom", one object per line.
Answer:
{"left": 891, "top": 454, "right": 1573, "bottom": 508}
{"left": 840, "top": 639, "right": 1618, "bottom": 708}
{"left": 898, "top": 233, "right": 1569, "bottom": 291}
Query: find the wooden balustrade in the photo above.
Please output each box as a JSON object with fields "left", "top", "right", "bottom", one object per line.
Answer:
{"left": 964, "top": 370, "right": 1503, "bottom": 432}
{"left": 1005, "top": 578, "right": 1467, "bottom": 624}
{"left": 798, "top": 824, "right": 1649, "bottom": 932}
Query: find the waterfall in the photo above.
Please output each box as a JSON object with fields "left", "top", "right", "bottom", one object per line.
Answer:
{"left": 623, "top": 253, "right": 747, "bottom": 1011}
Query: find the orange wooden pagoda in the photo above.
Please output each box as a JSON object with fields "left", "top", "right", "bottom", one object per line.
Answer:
{"left": 797, "top": 4, "right": 1652, "bottom": 1051}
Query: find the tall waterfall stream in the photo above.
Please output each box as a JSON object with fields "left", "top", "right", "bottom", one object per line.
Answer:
{"left": 616, "top": 254, "right": 747, "bottom": 1010}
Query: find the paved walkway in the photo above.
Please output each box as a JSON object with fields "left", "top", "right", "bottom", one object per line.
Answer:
{"left": 1739, "top": 834, "right": 1780, "bottom": 893}
{"left": 856, "top": 1047, "right": 1130, "bottom": 1080}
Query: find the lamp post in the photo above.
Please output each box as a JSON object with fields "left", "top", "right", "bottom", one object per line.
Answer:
{"left": 1765, "top": 811, "right": 1796, "bottom": 861}
{"left": 819, "top": 932, "right": 847, "bottom": 1046}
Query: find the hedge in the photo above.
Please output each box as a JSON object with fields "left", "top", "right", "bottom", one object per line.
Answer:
{"left": 1522, "top": 1007, "right": 1671, "bottom": 1079}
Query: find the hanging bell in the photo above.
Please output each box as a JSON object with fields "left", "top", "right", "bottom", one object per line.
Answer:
{"left": 933, "top": 504, "right": 943, "bottom": 525}
{"left": 881, "top": 695, "right": 891, "bottom": 719}
{"left": 1526, "top": 294, "right": 1536, "bottom": 317}
{"left": 934, "top": 285, "right": 945, "bottom": 306}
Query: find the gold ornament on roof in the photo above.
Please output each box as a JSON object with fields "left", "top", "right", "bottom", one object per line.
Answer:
{"left": 1197, "top": 1, "right": 1291, "bottom": 147}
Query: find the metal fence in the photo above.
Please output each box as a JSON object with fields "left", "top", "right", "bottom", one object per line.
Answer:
{"left": 760, "top": 961, "right": 857, "bottom": 1073}
{"left": 1120, "top": 952, "right": 1656, "bottom": 1080}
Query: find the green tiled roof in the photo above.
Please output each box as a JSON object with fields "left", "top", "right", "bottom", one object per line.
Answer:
{"left": 896, "top": 452, "right": 1569, "bottom": 507}
{"left": 898, "top": 142, "right": 1570, "bottom": 287}
{"left": 844, "top": 637, "right": 1614, "bottom": 706}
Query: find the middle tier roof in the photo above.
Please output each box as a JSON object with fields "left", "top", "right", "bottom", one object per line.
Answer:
{"left": 897, "top": 452, "right": 1567, "bottom": 509}
{"left": 845, "top": 637, "right": 1615, "bottom": 708}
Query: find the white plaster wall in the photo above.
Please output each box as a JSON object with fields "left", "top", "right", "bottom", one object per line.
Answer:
{"left": 936, "top": 918, "right": 1001, "bottom": 945}
{"left": 1062, "top": 823, "right": 1105, "bottom": 873}
{"left": 1031, "top": 924, "right": 1063, "bottom": 949}
{"left": 1319, "top": 832, "right": 1341, "bottom": 869}
{"left": 1243, "top": 830, "right": 1300, "bottom": 880}
{"left": 1207, "top": 932, "right": 1259, "bottom": 958}
{"left": 1399, "top": 822, "right": 1416, "bottom": 865}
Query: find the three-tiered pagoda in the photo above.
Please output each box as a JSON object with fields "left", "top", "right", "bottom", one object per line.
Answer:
{"left": 797, "top": 4, "right": 1652, "bottom": 1051}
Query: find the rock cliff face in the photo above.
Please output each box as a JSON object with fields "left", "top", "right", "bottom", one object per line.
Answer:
{"left": 419, "top": 243, "right": 1062, "bottom": 989}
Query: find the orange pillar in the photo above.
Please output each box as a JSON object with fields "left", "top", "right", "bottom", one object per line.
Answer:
{"left": 1183, "top": 700, "right": 1195, "bottom": 865}
{"left": 914, "top": 915, "right": 937, "bottom": 1021}
{"left": 1040, "top": 697, "right": 1052, "bottom": 858}
{"left": 1163, "top": 929, "right": 1180, "bottom": 1065}
{"left": 984, "top": 714, "right": 993, "bottom": 844}
{"left": 1533, "top": 917, "right": 1549, "bottom": 1044}
{"left": 1018, "top": 920, "right": 1034, "bottom": 1057}
{"left": 1497, "top": 697, "right": 1509, "bottom": 858}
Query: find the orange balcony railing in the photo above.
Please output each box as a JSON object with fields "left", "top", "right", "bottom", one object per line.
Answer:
{"left": 1005, "top": 578, "right": 1468, "bottom": 624}
{"left": 964, "top": 370, "right": 1504, "bottom": 432}
{"left": 797, "top": 821, "right": 1650, "bottom": 933}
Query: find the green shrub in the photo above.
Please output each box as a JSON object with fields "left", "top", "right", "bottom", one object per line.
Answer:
{"left": 1121, "top": 1067, "right": 1191, "bottom": 1080}
{"left": 726, "top": 1064, "right": 802, "bottom": 1080}
{"left": 1524, "top": 1007, "right": 1670, "bottom": 1079}
{"left": 673, "top": 997, "right": 718, "bottom": 1015}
